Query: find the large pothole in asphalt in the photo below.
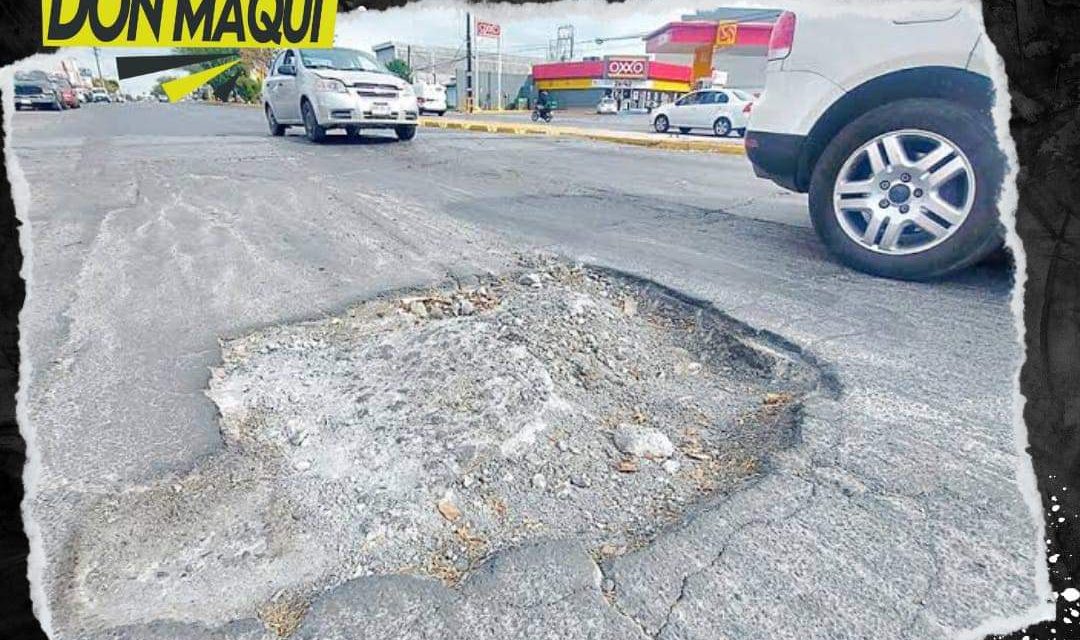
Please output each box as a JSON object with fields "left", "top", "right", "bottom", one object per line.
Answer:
{"left": 65, "top": 257, "right": 829, "bottom": 632}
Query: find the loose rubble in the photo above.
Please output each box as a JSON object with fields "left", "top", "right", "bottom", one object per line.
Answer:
{"left": 63, "top": 256, "right": 823, "bottom": 633}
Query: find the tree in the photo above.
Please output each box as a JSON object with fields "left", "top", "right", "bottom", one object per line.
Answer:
{"left": 91, "top": 77, "right": 119, "bottom": 93}
{"left": 385, "top": 59, "right": 413, "bottom": 83}
{"left": 150, "top": 75, "right": 176, "bottom": 97}
{"left": 170, "top": 48, "right": 272, "bottom": 103}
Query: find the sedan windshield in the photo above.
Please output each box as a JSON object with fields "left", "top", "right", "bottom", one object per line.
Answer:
{"left": 300, "top": 48, "right": 388, "bottom": 73}
{"left": 15, "top": 84, "right": 46, "bottom": 96}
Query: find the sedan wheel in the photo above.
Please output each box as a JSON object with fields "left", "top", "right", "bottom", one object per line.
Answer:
{"left": 654, "top": 115, "right": 669, "bottom": 133}
{"left": 713, "top": 118, "right": 732, "bottom": 137}
{"left": 266, "top": 105, "right": 286, "bottom": 136}
{"left": 302, "top": 101, "right": 326, "bottom": 143}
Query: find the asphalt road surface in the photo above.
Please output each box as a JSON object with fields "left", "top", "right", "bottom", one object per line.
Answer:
{"left": 13, "top": 102, "right": 1048, "bottom": 639}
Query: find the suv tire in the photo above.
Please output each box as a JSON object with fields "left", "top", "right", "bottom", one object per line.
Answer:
{"left": 808, "top": 98, "right": 1004, "bottom": 280}
{"left": 395, "top": 125, "right": 417, "bottom": 141}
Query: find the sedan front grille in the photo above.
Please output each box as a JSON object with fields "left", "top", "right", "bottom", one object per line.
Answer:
{"left": 352, "top": 83, "right": 400, "bottom": 97}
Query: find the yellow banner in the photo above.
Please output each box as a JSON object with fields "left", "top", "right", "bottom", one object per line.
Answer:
{"left": 42, "top": 0, "right": 336, "bottom": 48}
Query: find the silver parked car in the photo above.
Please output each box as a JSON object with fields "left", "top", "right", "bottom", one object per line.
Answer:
{"left": 263, "top": 47, "right": 419, "bottom": 143}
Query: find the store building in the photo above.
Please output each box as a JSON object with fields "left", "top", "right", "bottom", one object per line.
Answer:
{"left": 531, "top": 56, "right": 693, "bottom": 110}
{"left": 643, "top": 15, "right": 778, "bottom": 93}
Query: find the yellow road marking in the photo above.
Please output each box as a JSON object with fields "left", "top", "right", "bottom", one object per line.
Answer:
{"left": 419, "top": 117, "right": 746, "bottom": 155}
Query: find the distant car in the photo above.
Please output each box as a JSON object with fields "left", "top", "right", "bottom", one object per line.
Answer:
{"left": 50, "top": 78, "right": 80, "bottom": 109}
{"left": 91, "top": 88, "right": 111, "bottom": 103}
{"left": 156, "top": 93, "right": 170, "bottom": 102}
{"left": 14, "top": 82, "right": 62, "bottom": 111}
{"left": 651, "top": 89, "right": 753, "bottom": 137}
{"left": 414, "top": 82, "right": 447, "bottom": 115}
{"left": 596, "top": 97, "right": 617, "bottom": 114}
{"left": 263, "top": 47, "right": 419, "bottom": 143}
{"left": 745, "top": 9, "right": 1002, "bottom": 280}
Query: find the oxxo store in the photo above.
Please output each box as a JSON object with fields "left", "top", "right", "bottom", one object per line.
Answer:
{"left": 531, "top": 56, "right": 692, "bottom": 110}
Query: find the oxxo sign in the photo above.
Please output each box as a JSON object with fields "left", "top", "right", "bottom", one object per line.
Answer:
{"left": 604, "top": 56, "right": 648, "bottom": 80}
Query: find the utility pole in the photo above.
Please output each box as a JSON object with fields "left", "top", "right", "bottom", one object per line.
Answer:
{"left": 93, "top": 47, "right": 105, "bottom": 89}
{"left": 465, "top": 12, "right": 473, "bottom": 113}
{"left": 496, "top": 32, "right": 502, "bottom": 111}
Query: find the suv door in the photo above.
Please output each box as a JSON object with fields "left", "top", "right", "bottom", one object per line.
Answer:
{"left": 266, "top": 50, "right": 300, "bottom": 122}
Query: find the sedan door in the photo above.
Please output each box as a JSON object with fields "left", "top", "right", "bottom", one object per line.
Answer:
{"left": 265, "top": 50, "right": 300, "bottom": 123}
{"left": 668, "top": 92, "right": 701, "bottom": 127}
{"left": 698, "top": 91, "right": 730, "bottom": 128}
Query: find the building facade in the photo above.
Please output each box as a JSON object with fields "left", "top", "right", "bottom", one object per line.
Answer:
{"left": 531, "top": 56, "right": 693, "bottom": 110}
{"left": 643, "top": 17, "right": 778, "bottom": 93}
{"left": 373, "top": 41, "right": 542, "bottom": 110}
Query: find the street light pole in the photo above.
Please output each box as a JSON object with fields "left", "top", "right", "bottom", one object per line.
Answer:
{"left": 497, "top": 33, "right": 502, "bottom": 111}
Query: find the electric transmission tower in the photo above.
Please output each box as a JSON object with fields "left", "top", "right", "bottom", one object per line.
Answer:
{"left": 553, "top": 24, "right": 575, "bottom": 61}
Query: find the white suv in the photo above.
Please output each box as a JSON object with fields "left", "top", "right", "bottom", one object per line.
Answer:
{"left": 745, "top": 8, "right": 1004, "bottom": 280}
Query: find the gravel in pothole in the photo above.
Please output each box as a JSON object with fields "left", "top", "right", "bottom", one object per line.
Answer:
{"left": 64, "top": 257, "right": 823, "bottom": 631}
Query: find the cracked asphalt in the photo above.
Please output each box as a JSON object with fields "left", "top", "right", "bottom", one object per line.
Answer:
{"left": 12, "top": 103, "right": 1048, "bottom": 639}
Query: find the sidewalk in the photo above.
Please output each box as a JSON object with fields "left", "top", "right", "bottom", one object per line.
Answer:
{"left": 419, "top": 116, "right": 747, "bottom": 155}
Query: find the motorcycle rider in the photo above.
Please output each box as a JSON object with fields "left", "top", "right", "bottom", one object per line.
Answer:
{"left": 535, "top": 90, "right": 552, "bottom": 120}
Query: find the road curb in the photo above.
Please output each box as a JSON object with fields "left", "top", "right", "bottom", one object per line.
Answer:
{"left": 420, "top": 117, "right": 746, "bottom": 155}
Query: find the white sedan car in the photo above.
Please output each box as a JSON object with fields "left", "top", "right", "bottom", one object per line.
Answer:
{"left": 652, "top": 89, "right": 754, "bottom": 137}
{"left": 597, "top": 96, "right": 618, "bottom": 114}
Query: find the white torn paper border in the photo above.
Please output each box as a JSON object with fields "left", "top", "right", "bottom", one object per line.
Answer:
{"left": 2, "top": 0, "right": 1056, "bottom": 637}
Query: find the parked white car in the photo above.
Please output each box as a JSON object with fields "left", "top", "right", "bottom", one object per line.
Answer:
{"left": 597, "top": 96, "right": 617, "bottom": 114}
{"left": 263, "top": 47, "right": 419, "bottom": 143}
{"left": 652, "top": 89, "right": 753, "bottom": 137}
{"left": 414, "top": 81, "right": 447, "bottom": 115}
{"left": 745, "top": 8, "right": 1002, "bottom": 280}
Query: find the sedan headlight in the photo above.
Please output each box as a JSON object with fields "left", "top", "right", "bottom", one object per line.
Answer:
{"left": 400, "top": 84, "right": 415, "bottom": 98}
{"left": 313, "top": 78, "right": 348, "bottom": 93}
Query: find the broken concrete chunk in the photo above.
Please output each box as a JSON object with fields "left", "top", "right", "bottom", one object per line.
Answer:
{"left": 613, "top": 424, "right": 675, "bottom": 459}
{"left": 437, "top": 498, "right": 462, "bottom": 522}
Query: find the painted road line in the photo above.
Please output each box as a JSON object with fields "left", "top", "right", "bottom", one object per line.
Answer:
{"left": 419, "top": 117, "right": 746, "bottom": 155}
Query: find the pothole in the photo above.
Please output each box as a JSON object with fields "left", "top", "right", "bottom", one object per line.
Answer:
{"left": 63, "top": 257, "right": 828, "bottom": 633}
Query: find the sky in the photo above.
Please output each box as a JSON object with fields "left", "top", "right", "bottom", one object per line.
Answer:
{"left": 28, "top": 1, "right": 702, "bottom": 95}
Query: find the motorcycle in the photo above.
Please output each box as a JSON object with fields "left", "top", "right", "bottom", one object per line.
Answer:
{"left": 530, "top": 107, "right": 553, "bottom": 123}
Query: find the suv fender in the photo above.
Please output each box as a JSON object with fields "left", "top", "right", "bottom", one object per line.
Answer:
{"left": 793, "top": 66, "right": 995, "bottom": 192}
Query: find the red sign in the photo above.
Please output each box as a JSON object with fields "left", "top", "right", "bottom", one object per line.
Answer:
{"left": 476, "top": 21, "right": 501, "bottom": 38}
{"left": 604, "top": 56, "right": 648, "bottom": 79}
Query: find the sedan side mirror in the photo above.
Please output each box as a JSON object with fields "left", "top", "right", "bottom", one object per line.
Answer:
{"left": 279, "top": 64, "right": 296, "bottom": 76}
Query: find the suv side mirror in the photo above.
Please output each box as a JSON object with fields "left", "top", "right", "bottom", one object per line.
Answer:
{"left": 279, "top": 64, "right": 296, "bottom": 76}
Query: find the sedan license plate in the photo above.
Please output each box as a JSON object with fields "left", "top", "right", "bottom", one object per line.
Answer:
{"left": 371, "top": 103, "right": 391, "bottom": 117}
